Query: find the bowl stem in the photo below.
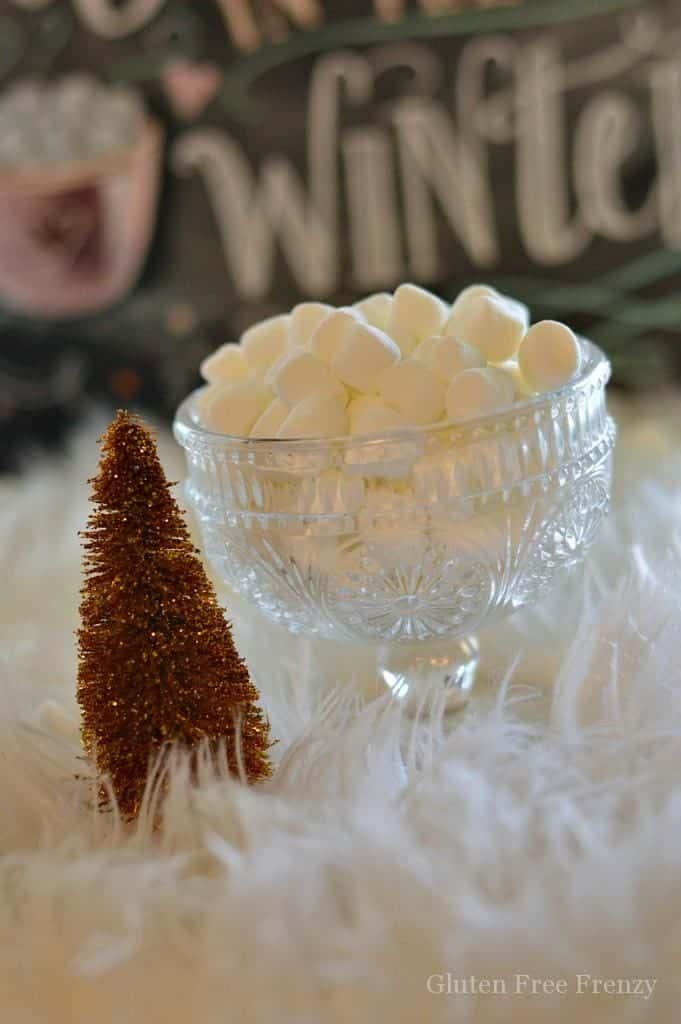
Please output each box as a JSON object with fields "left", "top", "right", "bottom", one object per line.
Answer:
{"left": 378, "top": 636, "right": 479, "bottom": 716}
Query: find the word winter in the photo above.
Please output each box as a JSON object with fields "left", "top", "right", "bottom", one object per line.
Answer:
{"left": 173, "top": 35, "right": 681, "bottom": 301}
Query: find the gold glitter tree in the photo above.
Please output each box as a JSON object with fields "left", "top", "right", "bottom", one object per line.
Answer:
{"left": 77, "top": 411, "right": 271, "bottom": 819}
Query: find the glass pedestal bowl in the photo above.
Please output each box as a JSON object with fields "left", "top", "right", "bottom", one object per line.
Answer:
{"left": 174, "top": 340, "right": 614, "bottom": 713}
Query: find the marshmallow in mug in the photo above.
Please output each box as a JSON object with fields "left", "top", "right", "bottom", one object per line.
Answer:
{"left": 0, "top": 75, "right": 146, "bottom": 168}
{"left": 196, "top": 284, "right": 583, "bottom": 438}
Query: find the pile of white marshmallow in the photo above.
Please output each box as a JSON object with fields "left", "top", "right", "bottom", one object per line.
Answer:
{"left": 0, "top": 76, "right": 145, "bottom": 169}
{"left": 196, "top": 283, "right": 583, "bottom": 439}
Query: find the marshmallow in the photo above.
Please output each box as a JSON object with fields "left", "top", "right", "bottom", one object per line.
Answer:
{"left": 89, "top": 123, "right": 126, "bottom": 156}
{"left": 1, "top": 81, "right": 43, "bottom": 119}
{"left": 348, "top": 396, "right": 409, "bottom": 435}
{"left": 445, "top": 367, "right": 515, "bottom": 422}
{"left": 195, "top": 385, "right": 218, "bottom": 421}
{"left": 290, "top": 302, "right": 333, "bottom": 347}
{"left": 198, "top": 382, "right": 271, "bottom": 436}
{"left": 420, "top": 335, "right": 485, "bottom": 383}
{"left": 0, "top": 76, "right": 147, "bottom": 168}
{"left": 388, "top": 321, "right": 420, "bottom": 358}
{"left": 518, "top": 321, "right": 581, "bottom": 393}
{"left": 101, "top": 86, "right": 144, "bottom": 141}
{"left": 241, "top": 315, "right": 289, "bottom": 373}
{"left": 503, "top": 296, "right": 530, "bottom": 329}
{"left": 278, "top": 393, "right": 349, "bottom": 439}
{"left": 451, "top": 283, "right": 498, "bottom": 309}
{"left": 378, "top": 359, "right": 445, "bottom": 425}
{"left": 388, "top": 284, "right": 448, "bottom": 355}
{"left": 250, "top": 398, "right": 290, "bottom": 438}
{"left": 57, "top": 75, "right": 100, "bottom": 121}
{"left": 193, "top": 283, "right": 578, "bottom": 440}
{"left": 498, "top": 361, "right": 534, "bottom": 399}
{"left": 267, "top": 350, "right": 347, "bottom": 407}
{"left": 353, "top": 292, "right": 392, "bottom": 331}
{"left": 332, "top": 322, "right": 400, "bottom": 393}
{"left": 309, "top": 308, "right": 363, "bottom": 365}
{"left": 200, "top": 344, "right": 250, "bottom": 385}
{"left": 412, "top": 337, "right": 438, "bottom": 365}
{"left": 450, "top": 284, "right": 529, "bottom": 329}
{"left": 445, "top": 294, "right": 526, "bottom": 363}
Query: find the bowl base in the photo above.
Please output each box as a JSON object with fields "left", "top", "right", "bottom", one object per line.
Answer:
{"left": 378, "top": 636, "right": 479, "bottom": 716}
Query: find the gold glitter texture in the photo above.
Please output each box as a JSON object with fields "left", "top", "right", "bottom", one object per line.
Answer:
{"left": 77, "top": 411, "right": 272, "bottom": 819}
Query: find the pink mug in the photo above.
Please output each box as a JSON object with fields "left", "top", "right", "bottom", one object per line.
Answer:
{"left": 0, "top": 118, "right": 163, "bottom": 319}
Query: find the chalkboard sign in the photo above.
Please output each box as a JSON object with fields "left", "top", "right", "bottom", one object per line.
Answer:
{"left": 0, "top": 0, "right": 679, "bottom": 462}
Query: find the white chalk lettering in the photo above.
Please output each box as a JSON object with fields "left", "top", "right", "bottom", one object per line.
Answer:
{"left": 171, "top": 27, "right": 681, "bottom": 302}
{"left": 574, "top": 90, "right": 657, "bottom": 241}
{"left": 173, "top": 129, "right": 335, "bottom": 299}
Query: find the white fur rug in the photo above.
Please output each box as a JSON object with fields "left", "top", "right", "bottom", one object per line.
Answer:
{"left": 2, "top": 396, "right": 681, "bottom": 1022}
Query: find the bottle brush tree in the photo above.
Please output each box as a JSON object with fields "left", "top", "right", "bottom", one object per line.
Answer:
{"left": 77, "top": 410, "right": 271, "bottom": 819}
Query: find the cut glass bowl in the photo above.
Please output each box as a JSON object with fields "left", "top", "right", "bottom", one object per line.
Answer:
{"left": 174, "top": 340, "right": 614, "bottom": 711}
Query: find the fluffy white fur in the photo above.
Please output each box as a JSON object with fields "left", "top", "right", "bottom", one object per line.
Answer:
{"left": 2, "top": 397, "right": 681, "bottom": 1021}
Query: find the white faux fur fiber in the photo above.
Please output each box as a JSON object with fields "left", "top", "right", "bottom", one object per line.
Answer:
{"left": 2, "top": 397, "right": 681, "bottom": 1022}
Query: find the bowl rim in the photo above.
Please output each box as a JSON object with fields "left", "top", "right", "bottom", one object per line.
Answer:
{"left": 174, "top": 337, "right": 610, "bottom": 453}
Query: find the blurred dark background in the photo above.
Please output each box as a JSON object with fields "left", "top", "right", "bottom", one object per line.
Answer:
{"left": 0, "top": 0, "right": 679, "bottom": 469}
